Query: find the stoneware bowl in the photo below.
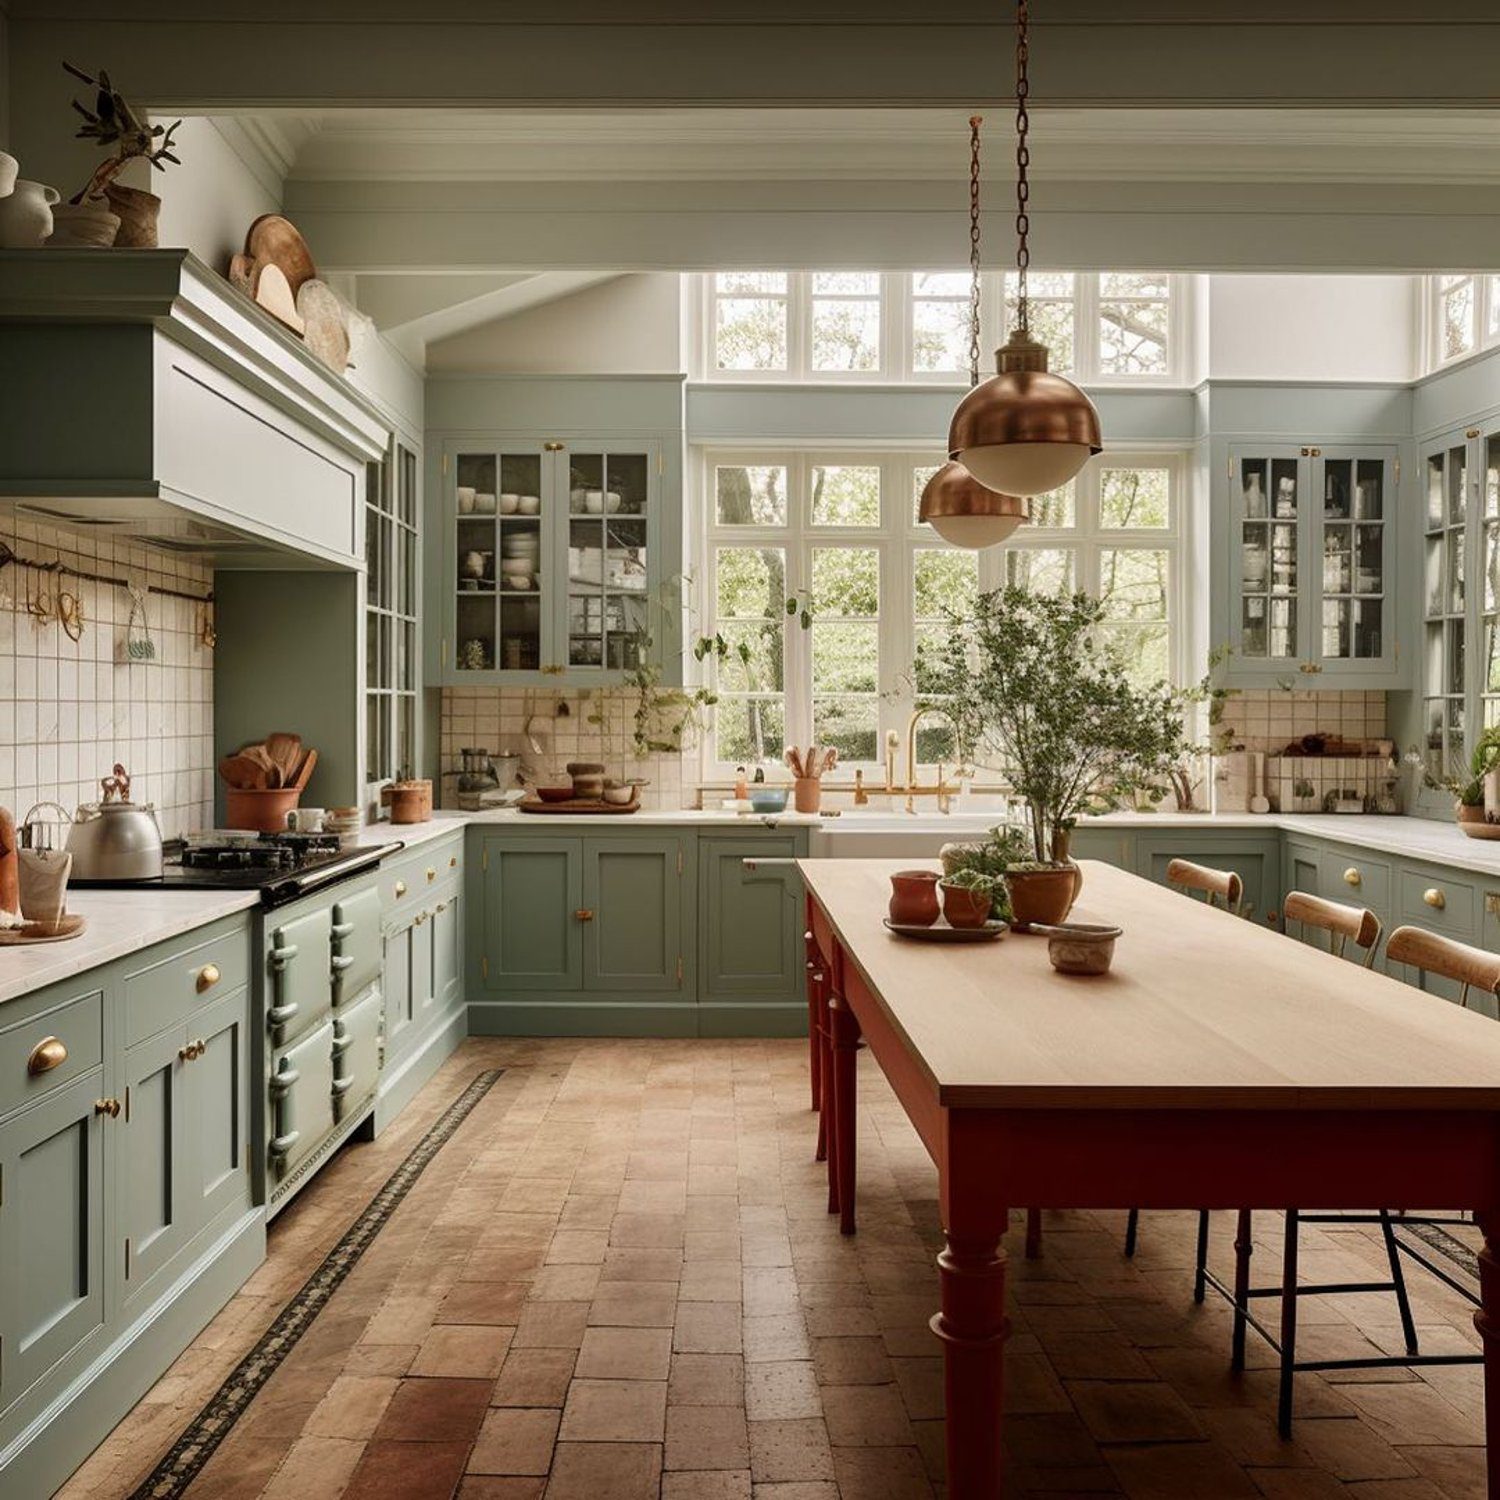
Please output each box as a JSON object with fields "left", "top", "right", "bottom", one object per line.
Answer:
{"left": 1032, "top": 922, "right": 1123, "bottom": 977}
{"left": 748, "top": 786, "right": 789, "bottom": 815}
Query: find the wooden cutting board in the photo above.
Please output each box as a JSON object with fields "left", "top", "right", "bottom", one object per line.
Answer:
{"left": 0, "top": 913, "right": 87, "bottom": 945}
{"left": 252, "top": 262, "right": 305, "bottom": 337}
{"left": 296, "top": 279, "right": 350, "bottom": 373}
{"left": 245, "top": 213, "right": 318, "bottom": 294}
{"left": 517, "top": 797, "right": 640, "bottom": 815}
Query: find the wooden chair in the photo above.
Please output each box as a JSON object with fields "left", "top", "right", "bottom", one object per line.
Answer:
{"left": 1204, "top": 918, "right": 1491, "bottom": 1437}
{"left": 1164, "top": 857, "right": 1244, "bottom": 916}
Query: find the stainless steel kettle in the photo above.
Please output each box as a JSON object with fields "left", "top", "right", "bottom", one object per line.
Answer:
{"left": 67, "top": 764, "right": 164, "bottom": 880}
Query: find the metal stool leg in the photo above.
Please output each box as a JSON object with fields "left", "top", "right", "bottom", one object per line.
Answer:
{"left": 1378, "top": 1209, "right": 1420, "bottom": 1357}
{"left": 1124, "top": 1208, "right": 1139, "bottom": 1258}
{"left": 1231, "top": 1209, "right": 1253, "bottom": 1371}
{"left": 1279, "top": 1208, "right": 1300, "bottom": 1437}
{"left": 1193, "top": 1209, "right": 1211, "bottom": 1304}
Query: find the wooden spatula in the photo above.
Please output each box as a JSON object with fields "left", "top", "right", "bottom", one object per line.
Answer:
{"left": 292, "top": 748, "right": 318, "bottom": 792}
{"left": 265, "top": 732, "right": 302, "bottom": 786}
{"left": 218, "top": 753, "right": 266, "bottom": 790}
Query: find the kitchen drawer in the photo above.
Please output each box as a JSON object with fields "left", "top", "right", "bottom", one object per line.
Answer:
{"left": 332, "top": 987, "right": 381, "bottom": 1122}
{"left": 1318, "top": 848, "right": 1391, "bottom": 919}
{"left": 382, "top": 836, "right": 462, "bottom": 922}
{"left": 268, "top": 1017, "right": 335, "bottom": 1179}
{"left": 0, "top": 984, "right": 105, "bottom": 1120}
{"left": 1397, "top": 866, "right": 1480, "bottom": 939}
{"left": 267, "top": 905, "right": 333, "bottom": 1048}
{"left": 331, "top": 883, "right": 382, "bottom": 1006}
{"left": 122, "top": 920, "right": 251, "bottom": 1047}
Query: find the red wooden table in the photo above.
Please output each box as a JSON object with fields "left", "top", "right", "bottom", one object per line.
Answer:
{"left": 801, "top": 857, "right": 1500, "bottom": 1499}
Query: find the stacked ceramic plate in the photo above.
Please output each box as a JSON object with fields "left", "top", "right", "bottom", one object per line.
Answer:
{"left": 501, "top": 532, "right": 540, "bottom": 591}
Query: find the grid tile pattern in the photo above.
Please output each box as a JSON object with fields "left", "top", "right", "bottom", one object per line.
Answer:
{"left": 0, "top": 520, "right": 214, "bottom": 840}
{"left": 58, "top": 1038, "right": 1488, "bottom": 1500}
{"left": 1219, "top": 689, "right": 1388, "bottom": 757}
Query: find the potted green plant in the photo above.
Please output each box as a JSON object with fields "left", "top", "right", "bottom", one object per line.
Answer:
{"left": 1426, "top": 725, "right": 1500, "bottom": 832}
{"left": 924, "top": 585, "right": 1190, "bottom": 928}
{"left": 938, "top": 868, "right": 1003, "bottom": 929}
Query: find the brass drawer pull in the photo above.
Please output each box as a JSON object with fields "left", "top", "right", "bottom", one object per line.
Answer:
{"left": 413, "top": 912, "right": 427, "bottom": 926}
{"left": 196, "top": 963, "right": 221, "bottom": 993}
{"left": 394, "top": 880, "right": 407, "bottom": 898}
{"left": 94, "top": 1097, "right": 121, "bottom": 1118}
{"left": 427, "top": 868, "right": 436, "bottom": 882}
{"left": 1343, "top": 868, "right": 1361, "bottom": 887}
{"left": 178, "top": 1040, "right": 206, "bottom": 1062}
{"left": 575, "top": 908, "right": 595, "bottom": 922}
{"left": 449, "top": 856, "right": 458, "bottom": 869}
{"left": 1424, "top": 887, "right": 1446, "bottom": 910}
{"left": 27, "top": 1036, "right": 67, "bottom": 1076}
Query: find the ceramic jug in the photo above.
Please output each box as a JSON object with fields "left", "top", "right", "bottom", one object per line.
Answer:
{"left": 0, "top": 180, "right": 59, "bottom": 247}
{"left": 0, "top": 152, "right": 18, "bottom": 198}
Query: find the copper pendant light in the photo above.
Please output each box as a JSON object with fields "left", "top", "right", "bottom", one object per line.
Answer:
{"left": 919, "top": 115, "right": 1029, "bottom": 549}
{"left": 948, "top": 0, "right": 1101, "bottom": 498}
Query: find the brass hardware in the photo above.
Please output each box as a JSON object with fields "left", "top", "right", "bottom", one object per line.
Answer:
{"left": 427, "top": 868, "right": 436, "bottom": 881}
{"left": 1298, "top": 661, "right": 1323, "bottom": 675}
{"left": 94, "top": 1097, "right": 121, "bottom": 1118}
{"left": 677, "top": 847, "right": 684, "bottom": 876}
{"left": 1486, "top": 892, "right": 1500, "bottom": 919}
{"left": 1468, "top": 427, "right": 1482, "bottom": 439}
{"left": 544, "top": 441, "right": 566, "bottom": 452}
{"left": 854, "top": 768, "right": 869, "bottom": 805}
{"left": 196, "top": 963, "right": 221, "bottom": 993}
{"left": 413, "top": 912, "right": 427, "bottom": 926}
{"left": 898, "top": 709, "right": 957, "bottom": 814}
{"left": 1310, "top": 447, "right": 1322, "bottom": 457}
{"left": 179, "top": 1043, "right": 193, "bottom": 1061}
{"left": 394, "top": 880, "right": 407, "bottom": 898}
{"left": 449, "top": 856, "right": 457, "bottom": 868}
{"left": 195, "top": 1037, "right": 205, "bottom": 1057}
{"left": 575, "top": 908, "right": 595, "bottom": 922}
{"left": 26, "top": 1036, "right": 67, "bottom": 1076}
{"left": 1300, "top": 446, "right": 1310, "bottom": 456}
{"left": 1423, "top": 887, "right": 1446, "bottom": 910}
{"left": 441, "top": 452, "right": 449, "bottom": 475}
{"left": 1343, "top": 868, "right": 1362, "bottom": 887}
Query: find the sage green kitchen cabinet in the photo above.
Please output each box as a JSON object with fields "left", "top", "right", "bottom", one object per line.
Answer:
{"left": 120, "top": 1024, "right": 190, "bottom": 1297}
{"left": 481, "top": 835, "right": 585, "bottom": 992}
{"left": 187, "top": 983, "right": 251, "bottom": 1229}
{"left": 432, "top": 884, "right": 462, "bottom": 1011}
{"left": 383, "top": 920, "right": 415, "bottom": 1056}
{"left": 699, "top": 837, "right": 803, "bottom": 1029}
{"left": 1135, "top": 832, "right": 1283, "bottom": 922}
{"left": 582, "top": 837, "right": 685, "bottom": 993}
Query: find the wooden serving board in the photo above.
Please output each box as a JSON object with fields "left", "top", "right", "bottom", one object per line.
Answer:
{"left": 0, "top": 913, "right": 87, "bottom": 945}
{"left": 517, "top": 797, "right": 640, "bottom": 815}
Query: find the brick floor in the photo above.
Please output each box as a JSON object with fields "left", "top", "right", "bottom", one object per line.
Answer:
{"left": 55, "top": 1036, "right": 1489, "bottom": 1499}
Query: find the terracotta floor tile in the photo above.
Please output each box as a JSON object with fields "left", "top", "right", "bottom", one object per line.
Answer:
{"left": 542, "top": 1440, "right": 662, "bottom": 1500}
{"left": 1296, "top": 1416, "right": 1420, "bottom": 1482}
{"left": 661, "top": 1472, "right": 752, "bottom": 1498}
{"left": 259, "top": 1435, "right": 364, "bottom": 1499}
{"left": 528, "top": 1265, "right": 602, "bottom": 1303}
{"left": 665, "top": 1403, "right": 752, "bottom": 1471}
{"left": 373, "top": 1377, "right": 494, "bottom": 1444}
{"left": 589, "top": 1280, "right": 680, "bottom": 1328}
{"left": 810, "top": 1336, "right": 894, "bottom": 1387}
{"left": 1067, "top": 1379, "right": 1206, "bottom": 1445}
{"left": 437, "top": 1282, "right": 530, "bottom": 1325}
{"left": 1104, "top": 1440, "right": 1262, "bottom": 1499}
{"left": 457, "top": 1481, "right": 547, "bottom": 1499}
{"left": 743, "top": 1315, "right": 812, "bottom": 1365}
{"left": 346, "top": 1343, "right": 421, "bottom": 1378}
{"left": 344, "top": 1437, "right": 472, "bottom": 1499}
{"left": 410, "top": 1324, "right": 515, "bottom": 1379}
{"left": 303, "top": 1374, "right": 400, "bottom": 1439}
{"left": 604, "top": 1247, "right": 687, "bottom": 1282}
{"left": 818, "top": 1383, "right": 916, "bottom": 1447}
{"left": 747, "top": 1485, "right": 839, "bottom": 1500}
{"left": 747, "top": 1418, "right": 836, "bottom": 1483}
{"left": 492, "top": 1348, "right": 578, "bottom": 1408}
{"left": 745, "top": 1361, "right": 822, "bottom": 1422}
{"left": 611, "top": 1212, "right": 687, "bottom": 1249}
{"left": 513, "top": 1301, "right": 591, "bottom": 1350}
{"left": 829, "top": 1445, "right": 936, "bottom": 1499}
{"left": 676, "top": 1302, "right": 745, "bottom": 1354}
{"left": 576, "top": 1325, "right": 675, "bottom": 1381}
{"left": 546, "top": 1231, "right": 609, "bottom": 1266}
{"left": 467, "top": 1407, "right": 562, "bottom": 1475}
{"left": 670, "top": 1352, "right": 748, "bottom": 1408}
{"left": 558, "top": 1378, "right": 668, "bottom": 1443}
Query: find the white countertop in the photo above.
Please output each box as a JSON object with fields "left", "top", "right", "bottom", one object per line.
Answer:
{"left": 6, "top": 808, "right": 1498, "bottom": 1010}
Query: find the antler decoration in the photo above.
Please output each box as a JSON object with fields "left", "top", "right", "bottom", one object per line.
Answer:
{"left": 62, "top": 62, "right": 182, "bottom": 205}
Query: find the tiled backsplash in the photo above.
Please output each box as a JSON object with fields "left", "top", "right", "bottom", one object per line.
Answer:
{"left": 1217, "top": 688, "right": 1388, "bottom": 755}
{"left": 0, "top": 520, "right": 215, "bottom": 841}
{"left": 440, "top": 688, "right": 694, "bottom": 809}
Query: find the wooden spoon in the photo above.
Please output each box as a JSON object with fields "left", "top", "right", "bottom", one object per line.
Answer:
{"left": 292, "top": 748, "right": 318, "bottom": 792}
{"left": 241, "top": 744, "right": 282, "bottom": 789}
{"left": 265, "top": 732, "right": 302, "bottom": 786}
{"left": 218, "top": 753, "right": 266, "bottom": 790}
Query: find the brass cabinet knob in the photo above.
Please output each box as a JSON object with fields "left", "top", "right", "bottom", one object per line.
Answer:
{"left": 197, "top": 963, "right": 221, "bottom": 993}
{"left": 1424, "top": 887, "right": 1446, "bottom": 910}
{"left": 449, "top": 856, "right": 458, "bottom": 868}
{"left": 395, "top": 880, "right": 407, "bottom": 898}
{"left": 27, "top": 1036, "right": 67, "bottom": 1076}
{"left": 94, "top": 1097, "right": 121, "bottom": 1118}
{"left": 1343, "top": 868, "right": 1361, "bottom": 886}
{"left": 427, "top": 868, "right": 436, "bottom": 881}
{"left": 574, "top": 908, "right": 595, "bottom": 922}
{"left": 413, "top": 912, "right": 427, "bottom": 926}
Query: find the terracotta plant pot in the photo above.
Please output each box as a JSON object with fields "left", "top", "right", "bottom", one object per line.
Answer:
{"left": 1457, "top": 802, "right": 1487, "bottom": 825}
{"left": 104, "top": 184, "right": 161, "bottom": 248}
{"left": 794, "top": 776, "right": 822, "bottom": 814}
{"left": 888, "top": 869, "right": 941, "bottom": 926}
{"left": 940, "top": 882, "right": 993, "bottom": 929}
{"left": 1004, "top": 864, "right": 1084, "bottom": 929}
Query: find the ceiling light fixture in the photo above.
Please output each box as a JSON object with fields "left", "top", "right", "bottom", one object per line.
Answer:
{"left": 948, "top": 0, "right": 1102, "bottom": 497}
{"left": 919, "top": 114, "right": 1029, "bottom": 549}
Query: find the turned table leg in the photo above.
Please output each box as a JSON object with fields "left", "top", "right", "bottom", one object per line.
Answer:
{"left": 828, "top": 990, "right": 862, "bottom": 1236}
{"left": 1475, "top": 1210, "right": 1500, "bottom": 1499}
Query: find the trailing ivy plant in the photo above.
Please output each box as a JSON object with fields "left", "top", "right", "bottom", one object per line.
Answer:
{"left": 922, "top": 586, "right": 1191, "bottom": 864}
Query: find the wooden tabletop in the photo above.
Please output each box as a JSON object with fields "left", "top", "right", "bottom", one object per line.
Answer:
{"left": 800, "top": 858, "right": 1500, "bottom": 1111}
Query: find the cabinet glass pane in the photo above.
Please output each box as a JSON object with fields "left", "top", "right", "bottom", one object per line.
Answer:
{"left": 1322, "top": 458, "right": 1352, "bottom": 520}
{"left": 1427, "top": 453, "right": 1445, "bottom": 530}
{"left": 566, "top": 453, "right": 650, "bottom": 671}
{"left": 456, "top": 449, "right": 544, "bottom": 674}
{"left": 1355, "top": 459, "right": 1383, "bottom": 520}
{"left": 1237, "top": 454, "right": 1301, "bottom": 662}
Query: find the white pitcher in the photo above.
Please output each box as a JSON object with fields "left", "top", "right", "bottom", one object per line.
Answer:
{"left": 0, "top": 152, "right": 18, "bottom": 199}
{"left": 0, "top": 180, "right": 59, "bottom": 247}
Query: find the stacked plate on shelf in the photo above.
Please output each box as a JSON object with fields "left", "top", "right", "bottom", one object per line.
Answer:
{"left": 501, "top": 532, "right": 540, "bottom": 592}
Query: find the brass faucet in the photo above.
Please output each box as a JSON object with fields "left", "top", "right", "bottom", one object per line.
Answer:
{"left": 899, "top": 709, "right": 955, "bottom": 814}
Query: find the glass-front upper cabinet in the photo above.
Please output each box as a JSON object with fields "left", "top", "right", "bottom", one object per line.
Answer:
{"left": 443, "top": 439, "right": 660, "bottom": 683}
{"left": 1421, "top": 426, "right": 1500, "bottom": 783}
{"left": 1226, "top": 443, "right": 1397, "bottom": 685}
{"left": 366, "top": 435, "right": 420, "bottom": 816}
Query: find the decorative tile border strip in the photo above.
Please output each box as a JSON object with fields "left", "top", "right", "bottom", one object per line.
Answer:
{"left": 129, "top": 1069, "right": 504, "bottom": 1500}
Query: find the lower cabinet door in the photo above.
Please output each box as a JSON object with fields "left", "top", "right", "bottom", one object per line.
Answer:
{"left": 121, "top": 1027, "right": 189, "bottom": 1295}
{"left": 432, "top": 890, "right": 461, "bottom": 1010}
{"left": 582, "top": 837, "right": 683, "bottom": 992}
{"left": 413, "top": 909, "right": 436, "bottom": 1016}
{"left": 267, "top": 906, "right": 333, "bottom": 1048}
{"left": 1136, "top": 835, "right": 1281, "bottom": 923}
{"left": 0, "top": 1069, "right": 107, "bottom": 1403}
{"left": 332, "top": 885, "right": 383, "bottom": 1007}
{"left": 186, "top": 985, "right": 250, "bottom": 1226}
{"left": 481, "top": 836, "right": 584, "bottom": 992}
{"left": 333, "top": 989, "right": 382, "bottom": 1121}
{"left": 699, "top": 838, "right": 801, "bottom": 1003}
{"left": 268, "top": 1019, "right": 336, "bottom": 1179}
{"left": 384, "top": 921, "right": 414, "bottom": 1054}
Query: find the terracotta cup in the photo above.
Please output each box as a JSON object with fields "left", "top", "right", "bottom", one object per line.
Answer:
{"left": 794, "top": 776, "right": 822, "bottom": 814}
{"left": 889, "top": 869, "right": 941, "bottom": 927}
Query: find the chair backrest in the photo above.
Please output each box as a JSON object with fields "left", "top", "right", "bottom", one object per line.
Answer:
{"left": 1386, "top": 924, "right": 1500, "bottom": 1011}
{"left": 1281, "top": 889, "right": 1382, "bottom": 966}
{"left": 1165, "top": 857, "right": 1244, "bottom": 915}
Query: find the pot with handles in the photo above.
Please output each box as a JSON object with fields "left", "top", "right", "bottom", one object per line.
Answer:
{"left": 0, "top": 180, "right": 59, "bottom": 247}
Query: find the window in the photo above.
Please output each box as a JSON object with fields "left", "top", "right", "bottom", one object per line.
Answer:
{"left": 1426, "top": 273, "right": 1500, "bottom": 369}
{"left": 365, "top": 438, "right": 419, "bottom": 814}
{"left": 701, "top": 449, "right": 1183, "bottom": 776}
{"left": 700, "top": 272, "right": 1184, "bottom": 383}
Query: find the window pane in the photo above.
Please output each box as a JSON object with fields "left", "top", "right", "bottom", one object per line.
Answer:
{"left": 1101, "top": 272, "right": 1169, "bottom": 298}
{"left": 913, "top": 271, "right": 968, "bottom": 297}
{"left": 812, "top": 295, "right": 880, "bottom": 372}
{"left": 715, "top": 465, "right": 788, "bottom": 526}
{"left": 914, "top": 622, "right": 957, "bottom": 695}
{"left": 813, "top": 622, "right": 878, "bottom": 693}
{"left": 1100, "top": 548, "right": 1169, "bottom": 622}
{"left": 812, "top": 547, "right": 879, "bottom": 616}
{"left": 1105, "top": 623, "right": 1170, "bottom": 685}
{"left": 716, "top": 297, "right": 787, "bottom": 370}
{"left": 1029, "top": 480, "right": 1075, "bottom": 528}
{"left": 1024, "top": 299, "right": 1074, "bottom": 374}
{"left": 1444, "top": 278, "right": 1476, "bottom": 360}
{"left": 718, "top": 619, "right": 784, "bottom": 693}
{"left": 811, "top": 465, "right": 881, "bottom": 527}
{"left": 812, "top": 696, "right": 878, "bottom": 762}
{"left": 813, "top": 271, "right": 879, "bottom": 295}
{"left": 913, "top": 550, "right": 978, "bottom": 619}
{"left": 1099, "top": 297, "right": 1169, "bottom": 375}
{"left": 1005, "top": 548, "right": 1074, "bottom": 595}
{"left": 717, "top": 696, "right": 785, "bottom": 765}
{"left": 1490, "top": 277, "right": 1500, "bottom": 339}
{"left": 912, "top": 297, "right": 969, "bottom": 374}
{"left": 912, "top": 463, "right": 942, "bottom": 523}
{"left": 1099, "top": 467, "right": 1171, "bottom": 529}
{"left": 717, "top": 546, "right": 786, "bottom": 619}
{"left": 716, "top": 271, "right": 787, "bottom": 294}
{"left": 1008, "top": 271, "right": 1075, "bottom": 298}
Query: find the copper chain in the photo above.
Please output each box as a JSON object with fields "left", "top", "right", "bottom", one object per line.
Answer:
{"left": 968, "top": 114, "right": 983, "bottom": 388}
{"left": 1014, "top": 0, "right": 1031, "bottom": 335}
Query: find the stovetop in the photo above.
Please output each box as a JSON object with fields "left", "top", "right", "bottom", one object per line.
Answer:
{"left": 75, "top": 832, "right": 393, "bottom": 907}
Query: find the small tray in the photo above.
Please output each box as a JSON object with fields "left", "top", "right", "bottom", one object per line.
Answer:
{"left": 1459, "top": 820, "right": 1500, "bottom": 841}
{"left": 0, "top": 914, "right": 87, "bottom": 946}
{"left": 883, "top": 917, "right": 1007, "bottom": 943}
{"left": 517, "top": 796, "right": 640, "bottom": 816}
